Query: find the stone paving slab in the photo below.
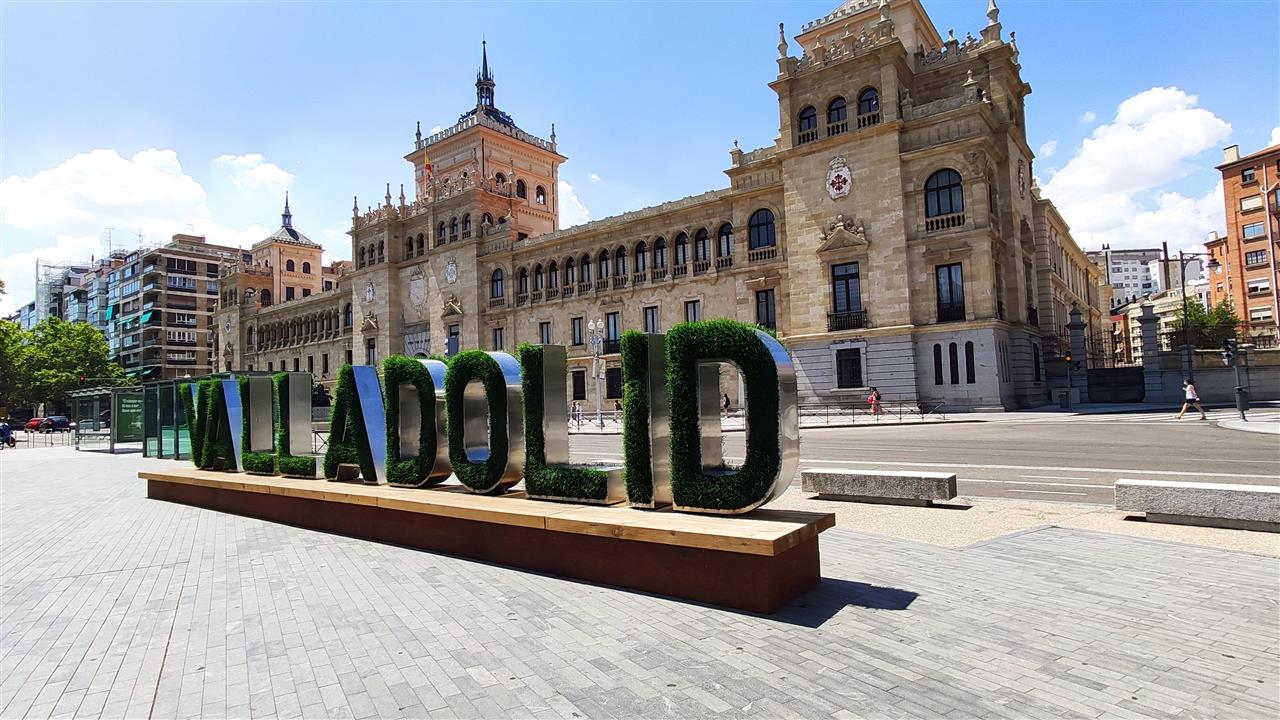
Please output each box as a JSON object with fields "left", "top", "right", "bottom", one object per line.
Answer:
{"left": 2, "top": 448, "right": 1278, "bottom": 719}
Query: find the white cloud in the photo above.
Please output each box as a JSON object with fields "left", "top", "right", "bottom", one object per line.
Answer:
{"left": 1270, "top": 126, "right": 1280, "bottom": 147}
{"left": 1079, "top": 110, "right": 1097, "bottom": 123}
{"left": 557, "top": 180, "right": 590, "bottom": 228}
{"left": 1043, "top": 87, "right": 1231, "bottom": 255}
{"left": 587, "top": 173, "right": 602, "bottom": 183}
{"left": 212, "top": 153, "right": 294, "bottom": 193}
{"left": 0, "top": 148, "right": 284, "bottom": 314}
{"left": 1037, "top": 140, "right": 1057, "bottom": 159}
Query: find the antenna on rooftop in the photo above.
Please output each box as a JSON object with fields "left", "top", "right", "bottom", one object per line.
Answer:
{"left": 102, "top": 227, "right": 114, "bottom": 256}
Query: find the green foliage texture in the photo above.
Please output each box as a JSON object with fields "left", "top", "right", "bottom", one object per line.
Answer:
{"left": 445, "top": 350, "right": 511, "bottom": 493}
{"left": 382, "top": 355, "right": 441, "bottom": 487}
{"left": 1172, "top": 298, "right": 1242, "bottom": 348}
{"left": 666, "top": 319, "right": 781, "bottom": 511}
{"left": 199, "top": 380, "right": 236, "bottom": 471}
{"left": 0, "top": 317, "right": 127, "bottom": 414}
{"left": 620, "top": 332, "right": 654, "bottom": 506}
{"left": 519, "top": 344, "right": 608, "bottom": 501}
{"left": 180, "top": 381, "right": 205, "bottom": 468}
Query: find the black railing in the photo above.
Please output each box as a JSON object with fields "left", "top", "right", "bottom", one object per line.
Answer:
{"left": 827, "top": 310, "right": 870, "bottom": 331}
{"left": 602, "top": 338, "right": 621, "bottom": 354}
{"left": 1027, "top": 305, "right": 1039, "bottom": 327}
{"left": 937, "top": 305, "right": 966, "bottom": 322}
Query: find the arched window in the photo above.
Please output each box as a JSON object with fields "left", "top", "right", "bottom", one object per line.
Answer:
{"left": 717, "top": 223, "right": 734, "bottom": 257}
{"left": 259, "top": 289, "right": 271, "bottom": 306}
{"left": 653, "top": 237, "right": 668, "bottom": 268}
{"left": 748, "top": 209, "right": 776, "bottom": 249}
{"left": 827, "top": 97, "right": 847, "bottom": 125}
{"left": 490, "top": 268, "right": 505, "bottom": 298}
{"left": 674, "top": 233, "right": 689, "bottom": 266}
{"left": 482, "top": 213, "right": 494, "bottom": 226}
{"left": 615, "top": 246, "right": 627, "bottom": 276}
{"left": 797, "top": 106, "right": 818, "bottom": 143}
{"left": 302, "top": 261, "right": 311, "bottom": 274}
{"left": 517, "top": 267, "right": 529, "bottom": 295}
{"left": 580, "top": 254, "right": 592, "bottom": 282}
{"left": 965, "top": 341, "right": 976, "bottom": 384}
{"left": 548, "top": 261, "right": 559, "bottom": 288}
{"left": 377, "top": 241, "right": 384, "bottom": 261}
{"left": 416, "top": 233, "right": 424, "bottom": 254}
{"left": 516, "top": 180, "right": 527, "bottom": 199}
{"left": 694, "top": 228, "right": 710, "bottom": 262}
{"left": 565, "top": 257, "right": 576, "bottom": 285}
{"left": 286, "top": 259, "right": 296, "bottom": 272}
{"left": 344, "top": 303, "right": 352, "bottom": 327}
{"left": 857, "top": 87, "right": 880, "bottom": 116}
{"left": 495, "top": 172, "right": 506, "bottom": 185}
{"left": 406, "top": 235, "right": 415, "bottom": 255}
{"left": 368, "top": 244, "right": 376, "bottom": 263}
{"left": 246, "top": 326, "right": 255, "bottom": 346}
{"left": 358, "top": 247, "right": 366, "bottom": 266}
{"left": 635, "top": 241, "right": 648, "bottom": 273}
{"left": 536, "top": 186, "right": 546, "bottom": 204}
{"left": 437, "top": 222, "right": 446, "bottom": 246}
{"left": 948, "top": 342, "right": 960, "bottom": 385}
{"left": 598, "top": 249, "right": 610, "bottom": 278}
{"left": 534, "top": 264, "right": 544, "bottom": 290}
{"left": 462, "top": 214, "right": 471, "bottom": 235}
{"left": 925, "top": 169, "right": 964, "bottom": 217}
{"left": 449, "top": 217, "right": 459, "bottom": 242}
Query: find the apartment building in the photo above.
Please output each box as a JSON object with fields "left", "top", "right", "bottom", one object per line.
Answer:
{"left": 1206, "top": 143, "right": 1280, "bottom": 345}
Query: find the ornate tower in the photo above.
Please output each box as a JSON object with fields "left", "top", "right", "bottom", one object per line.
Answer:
{"left": 476, "top": 40, "right": 495, "bottom": 108}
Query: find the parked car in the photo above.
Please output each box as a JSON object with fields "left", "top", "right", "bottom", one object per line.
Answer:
{"left": 24, "top": 417, "right": 45, "bottom": 432}
{"left": 40, "top": 416, "right": 72, "bottom": 432}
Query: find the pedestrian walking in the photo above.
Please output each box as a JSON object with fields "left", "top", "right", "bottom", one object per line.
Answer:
{"left": 722, "top": 393, "right": 731, "bottom": 417}
{"left": 1176, "top": 378, "right": 1207, "bottom": 420}
{"left": 867, "top": 387, "right": 882, "bottom": 416}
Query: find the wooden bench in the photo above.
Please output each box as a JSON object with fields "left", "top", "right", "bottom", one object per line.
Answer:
{"left": 1115, "top": 479, "right": 1280, "bottom": 533}
{"left": 801, "top": 468, "right": 957, "bottom": 507}
{"left": 141, "top": 468, "right": 835, "bottom": 613}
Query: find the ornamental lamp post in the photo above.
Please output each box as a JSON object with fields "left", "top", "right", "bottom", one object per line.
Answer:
{"left": 586, "top": 317, "right": 605, "bottom": 428}
{"left": 1174, "top": 250, "right": 1220, "bottom": 381}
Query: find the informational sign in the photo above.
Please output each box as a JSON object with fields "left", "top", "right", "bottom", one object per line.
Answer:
{"left": 114, "top": 392, "right": 145, "bottom": 443}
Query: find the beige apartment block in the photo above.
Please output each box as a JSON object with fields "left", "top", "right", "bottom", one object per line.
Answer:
{"left": 221, "top": 0, "right": 1106, "bottom": 410}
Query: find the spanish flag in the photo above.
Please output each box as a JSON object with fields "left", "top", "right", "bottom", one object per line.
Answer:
{"left": 423, "top": 154, "right": 432, "bottom": 175}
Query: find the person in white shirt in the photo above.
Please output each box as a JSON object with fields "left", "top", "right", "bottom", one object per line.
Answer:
{"left": 1176, "top": 378, "right": 1207, "bottom": 420}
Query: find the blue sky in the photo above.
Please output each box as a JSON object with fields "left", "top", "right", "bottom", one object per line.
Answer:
{"left": 2, "top": 0, "right": 1278, "bottom": 314}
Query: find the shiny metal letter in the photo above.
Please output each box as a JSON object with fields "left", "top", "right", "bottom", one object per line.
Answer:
{"left": 353, "top": 365, "right": 388, "bottom": 485}
{"left": 758, "top": 329, "right": 800, "bottom": 505}
{"left": 244, "top": 376, "right": 274, "bottom": 454}
{"left": 528, "top": 345, "right": 623, "bottom": 503}
{"left": 220, "top": 379, "right": 244, "bottom": 473}
{"left": 696, "top": 362, "right": 724, "bottom": 468}
{"left": 284, "top": 372, "right": 313, "bottom": 457}
{"left": 645, "top": 335, "right": 672, "bottom": 506}
{"left": 393, "top": 359, "right": 450, "bottom": 486}
{"left": 455, "top": 351, "right": 524, "bottom": 493}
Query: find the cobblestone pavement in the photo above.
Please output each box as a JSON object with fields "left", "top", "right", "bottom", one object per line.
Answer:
{"left": 2, "top": 449, "right": 1278, "bottom": 719}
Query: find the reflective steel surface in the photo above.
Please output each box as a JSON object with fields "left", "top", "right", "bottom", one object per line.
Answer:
{"left": 244, "top": 376, "right": 274, "bottom": 453}
{"left": 220, "top": 379, "right": 244, "bottom": 472}
{"left": 285, "top": 373, "right": 312, "bottom": 457}
{"left": 460, "top": 352, "right": 524, "bottom": 493}
{"left": 696, "top": 363, "right": 724, "bottom": 468}
{"left": 644, "top": 334, "right": 672, "bottom": 506}
{"left": 756, "top": 329, "right": 800, "bottom": 505}
{"left": 352, "top": 365, "right": 387, "bottom": 485}
{"left": 539, "top": 345, "right": 571, "bottom": 465}
{"left": 397, "top": 382, "right": 421, "bottom": 459}
{"left": 421, "top": 359, "right": 452, "bottom": 485}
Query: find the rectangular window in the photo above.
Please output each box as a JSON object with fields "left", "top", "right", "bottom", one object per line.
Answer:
{"left": 322, "top": 353, "right": 329, "bottom": 376}
{"left": 605, "top": 367, "right": 623, "bottom": 399}
{"left": 447, "top": 324, "right": 460, "bottom": 355}
{"left": 293, "top": 357, "right": 300, "bottom": 372}
{"left": 684, "top": 300, "right": 701, "bottom": 323}
{"left": 346, "top": 349, "right": 353, "bottom": 365}
{"left": 539, "top": 321, "right": 551, "bottom": 345}
{"left": 1250, "top": 306, "right": 1274, "bottom": 321}
{"left": 1247, "top": 279, "right": 1271, "bottom": 295}
{"left": 365, "top": 338, "right": 376, "bottom": 365}
{"left": 1243, "top": 222, "right": 1265, "bottom": 240}
{"left": 571, "top": 369, "right": 586, "bottom": 401}
{"left": 643, "top": 306, "right": 659, "bottom": 334}
{"left": 285, "top": 286, "right": 296, "bottom": 301}
{"left": 755, "top": 289, "right": 776, "bottom": 329}
{"left": 1245, "top": 250, "right": 1268, "bottom": 266}
{"left": 1033, "top": 344, "right": 1042, "bottom": 381}
{"left": 1240, "top": 195, "right": 1263, "bottom": 212}
{"left": 571, "top": 317, "right": 584, "bottom": 346}
{"left": 605, "top": 312, "right": 620, "bottom": 340}
{"left": 831, "top": 262, "right": 861, "bottom": 314}
{"left": 267, "top": 361, "right": 273, "bottom": 371}
{"left": 493, "top": 327, "right": 505, "bottom": 350}
{"left": 936, "top": 263, "right": 965, "bottom": 321}
{"left": 307, "top": 355, "right": 314, "bottom": 373}
{"left": 302, "top": 288, "right": 311, "bottom": 298}
{"left": 835, "top": 348, "right": 862, "bottom": 388}
{"left": 1242, "top": 167, "right": 1256, "bottom": 184}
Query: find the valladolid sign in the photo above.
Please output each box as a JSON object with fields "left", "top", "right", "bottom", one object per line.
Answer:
{"left": 182, "top": 320, "right": 799, "bottom": 514}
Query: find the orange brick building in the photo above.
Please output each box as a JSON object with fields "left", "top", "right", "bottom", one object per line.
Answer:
{"left": 1206, "top": 143, "right": 1279, "bottom": 346}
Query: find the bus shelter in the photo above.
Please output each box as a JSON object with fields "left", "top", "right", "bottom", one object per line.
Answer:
{"left": 67, "top": 385, "right": 145, "bottom": 453}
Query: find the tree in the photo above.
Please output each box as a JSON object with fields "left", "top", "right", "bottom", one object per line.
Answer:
{"left": 1171, "top": 298, "right": 1240, "bottom": 348}
{"left": 11, "top": 318, "right": 125, "bottom": 413}
{"left": 0, "top": 320, "right": 30, "bottom": 410}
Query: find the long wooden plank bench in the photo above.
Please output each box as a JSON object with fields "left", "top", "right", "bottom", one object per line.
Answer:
{"left": 801, "top": 467, "right": 958, "bottom": 507}
{"left": 1115, "top": 479, "right": 1280, "bottom": 533}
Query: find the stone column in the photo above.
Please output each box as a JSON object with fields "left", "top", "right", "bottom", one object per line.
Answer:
{"left": 1136, "top": 304, "right": 1163, "bottom": 400}
{"left": 1067, "top": 304, "right": 1088, "bottom": 399}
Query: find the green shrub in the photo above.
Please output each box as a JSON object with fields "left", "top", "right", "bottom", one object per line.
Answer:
{"left": 445, "top": 350, "right": 513, "bottom": 493}
{"left": 238, "top": 376, "right": 277, "bottom": 475}
{"left": 179, "top": 382, "right": 203, "bottom": 468}
{"left": 201, "top": 379, "right": 237, "bottom": 471}
{"left": 620, "top": 332, "right": 654, "bottom": 506}
{"left": 275, "top": 373, "right": 316, "bottom": 478}
{"left": 666, "top": 319, "right": 782, "bottom": 512}
{"left": 519, "top": 344, "right": 609, "bottom": 501}
{"left": 383, "top": 355, "right": 441, "bottom": 487}
{"left": 323, "top": 364, "right": 375, "bottom": 481}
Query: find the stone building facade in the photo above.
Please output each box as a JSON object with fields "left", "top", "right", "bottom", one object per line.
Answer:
{"left": 224, "top": 0, "right": 1106, "bottom": 409}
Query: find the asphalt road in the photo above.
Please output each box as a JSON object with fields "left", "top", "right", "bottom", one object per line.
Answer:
{"left": 568, "top": 411, "right": 1280, "bottom": 505}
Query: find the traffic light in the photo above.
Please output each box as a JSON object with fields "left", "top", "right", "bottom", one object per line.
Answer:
{"left": 1222, "top": 338, "right": 1237, "bottom": 367}
{"left": 77, "top": 375, "right": 86, "bottom": 387}
{"left": 1063, "top": 351, "right": 1072, "bottom": 364}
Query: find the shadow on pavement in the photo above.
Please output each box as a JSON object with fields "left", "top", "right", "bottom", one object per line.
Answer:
{"left": 771, "top": 578, "right": 919, "bottom": 627}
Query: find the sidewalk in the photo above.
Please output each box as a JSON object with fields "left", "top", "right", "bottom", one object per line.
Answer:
{"left": 568, "top": 410, "right": 974, "bottom": 434}
{"left": 1027, "top": 399, "right": 1280, "bottom": 414}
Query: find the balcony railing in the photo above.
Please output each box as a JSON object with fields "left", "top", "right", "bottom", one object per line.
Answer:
{"left": 826, "top": 120, "right": 847, "bottom": 136}
{"left": 827, "top": 310, "right": 870, "bottom": 332}
{"left": 797, "top": 128, "right": 819, "bottom": 144}
{"left": 651, "top": 267, "right": 669, "bottom": 281}
{"left": 546, "top": 287, "right": 559, "bottom": 300}
{"left": 715, "top": 256, "right": 734, "bottom": 270}
{"left": 515, "top": 293, "right": 528, "bottom": 307}
{"left": 531, "top": 290, "right": 543, "bottom": 304}
{"left": 612, "top": 276, "right": 628, "bottom": 289}
{"left": 925, "top": 212, "right": 966, "bottom": 233}
{"left": 490, "top": 297, "right": 506, "bottom": 308}
{"left": 562, "top": 285, "right": 575, "bottom": 298}
{"left": 672, "top": 264, "right": 689, "bottom": 278}
{"left": 602, "top": 339, "right": 621, "bottom": 354}
{"left": 693, "top": 259, "right": 711, "bottom": 275}
{"left": 747, "top": 246, "right": 778, "bottom": 263}
{"left": 632, "top": 271, "right": 647, "bottom": 287}
{"left": 578, "top": 281, "right": 592, "bottom": 294}
{"left": 595, "top": 278, "right": 609, "bottom": 292}
{"left": 937, "top": 305, "right": 966, "bottom": 322}
{"left": 856, "top": 111, "right": 881, "bottom": 129}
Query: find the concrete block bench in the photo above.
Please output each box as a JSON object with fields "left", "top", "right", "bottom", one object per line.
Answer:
{"left": 1115, "top": 479, "right": 1280, "bottom": 533}
{"left": 801, "top": 468, "right": 957, "bottom": 507}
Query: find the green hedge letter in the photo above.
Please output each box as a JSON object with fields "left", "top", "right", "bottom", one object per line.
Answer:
{"left": 666, "top": 319, "right": 799, "bottom": 514}
{"left": 323, "top": 364, "right": 387, "bottom": 484}
{"left": 383, "top": 355, "right": 451, "bottom": 487}
{"left": 198, "top": 378, "right": 244, "bottom": 472}
{"left": 520, "top": 344, "right": 619, "bottom": 503}
{"left": 445, "top": 350, "right": 524, "bottom": 494}
{"left": 620, "top": 332, "right": 672, "bottom": 508}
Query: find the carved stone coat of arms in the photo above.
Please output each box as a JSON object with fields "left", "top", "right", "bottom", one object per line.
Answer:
{"left": 827, "top": 155, "right": 852, "bottom": 200}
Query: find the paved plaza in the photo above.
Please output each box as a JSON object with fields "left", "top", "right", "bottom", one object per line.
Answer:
{"left": 2, "top": 448, "right": 1279, "bottom": 719}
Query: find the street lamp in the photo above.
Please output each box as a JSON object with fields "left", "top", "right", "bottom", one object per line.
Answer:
{"left": 1174, "top": 250, "right": 1220, "bottom": 381}
{"left": 586, "top": 317, "right": 605, "bottom": 428}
